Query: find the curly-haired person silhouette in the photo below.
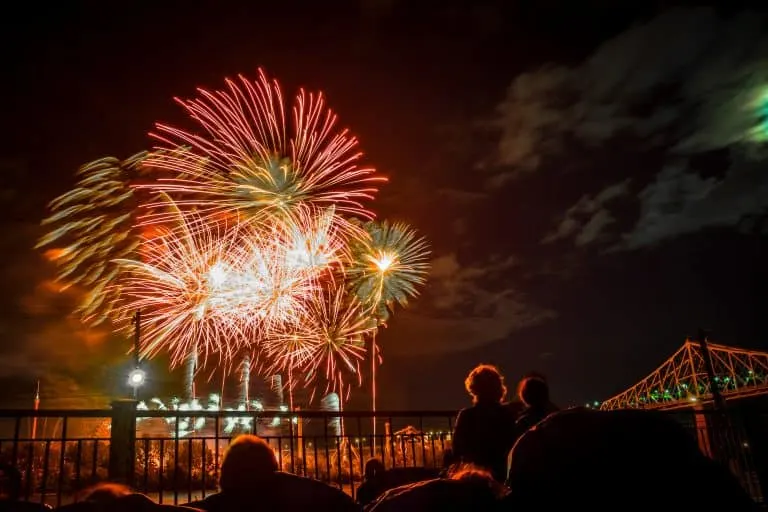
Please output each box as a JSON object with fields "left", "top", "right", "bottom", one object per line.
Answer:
{"left": 451, "top": 364, "right": 522, "bottom": 483}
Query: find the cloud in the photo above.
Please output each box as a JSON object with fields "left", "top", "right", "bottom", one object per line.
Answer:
{"left": 491, "top": 66, "right": 572, "bottom": 183}
{"left": 490, "top": 7, "right": 768, "bottom": 183}
{"left": 542, "top": 180, "right": 630, "bottom": 246}
{"left": 383, "top": 253, "right": 555, "bottom": 356}
{"left": 619, "top": 158, "right": 768, "bottom": 249}
{"left": 428, "top": 253, "right": 516, "bottom": 310}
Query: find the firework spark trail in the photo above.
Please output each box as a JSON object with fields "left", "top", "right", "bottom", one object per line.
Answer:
{"left": 113, "top": 206, "right": 252, "bottom": 367}
{"left": 36, "top": 152, "right": 153, "bottom": 325}
{"left": 283, "top": 205, "right": 349, "bottom": 275}
{"left": 140, "top": 69, "right": 386, "bottom": 233}
{"left": 229, "top": 230, "right": 319, "bottom": 335}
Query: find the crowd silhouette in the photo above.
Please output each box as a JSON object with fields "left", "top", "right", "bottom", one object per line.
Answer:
{"left": 0, "top": 364, "right": 759, "bottom": 511}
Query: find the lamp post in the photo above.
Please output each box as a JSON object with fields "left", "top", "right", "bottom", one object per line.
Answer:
{"left": 129, "top": 310, "right": 145, "bottom": 399}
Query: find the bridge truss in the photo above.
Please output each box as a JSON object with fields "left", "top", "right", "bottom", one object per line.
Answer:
{"left": 600, "top": 340, "right": 768, "bottom": 410}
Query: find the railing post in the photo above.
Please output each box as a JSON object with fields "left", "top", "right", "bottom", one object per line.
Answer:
{"left": 109, "top": 399, "right": 137, "bottom": 485}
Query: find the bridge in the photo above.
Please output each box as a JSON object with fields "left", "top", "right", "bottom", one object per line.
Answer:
{"left": 600, "top": 339, "right": 768, "bottom": 410}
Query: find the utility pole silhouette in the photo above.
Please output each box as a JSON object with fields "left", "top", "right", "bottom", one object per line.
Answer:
{"left": 696, "top": 328, "right": 727, "bottom": 412}
{"left": 133, "top": 310, "right": 141, "bottom": 368}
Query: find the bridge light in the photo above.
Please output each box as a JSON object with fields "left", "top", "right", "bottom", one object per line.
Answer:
{"left": 689, "top": 396, "right": 698, "bottom": 402}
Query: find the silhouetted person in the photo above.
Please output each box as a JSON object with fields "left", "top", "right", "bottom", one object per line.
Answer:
{"left": 367, "top": 464, "right": 507, "bottom": 511}
{"left": 0, "top": 464, "right": 52, "bottom": 511}
{"left": 451, "top": 364, "right": 520, "bottom": 482}
{"left": 0, "top": 464, "right": 21, "bottom": 503}
{"left": 356, "top": 458, "right": 385, "bottom": 506}
{"left": 188, "top": 434, "right": 357, "bottom": 512}
{"left": 57, "top": 483, "right": 195, "bottom": 512}
{"left": 504, "top": 408, "right": 757, "bottom": 510}
{"left": 79, "top": 483, "right": 132, "bottom": 504}
{"left": 514, "top": 373, "right": 558, "bottom": 435}
{"left": 356, "top": 458, "right": 439, "bottom": 507}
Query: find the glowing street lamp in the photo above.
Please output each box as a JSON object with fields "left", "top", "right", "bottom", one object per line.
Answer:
{"left": 128, "top": 368, "right": 146, "bottom": 398}
{"left": 129, "top": 368, "right": 146, "bottom": 387}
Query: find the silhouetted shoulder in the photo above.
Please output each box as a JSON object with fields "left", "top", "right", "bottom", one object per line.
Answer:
{"left": 455, "top": 406, "right": 474, "bottom": 419}
{"left": 368, "top": 478, "right": 498, "bottom": 512}
{"left": 507, "top": 408, "right": 757, "bottom": 510}
{"left": 272, "top": 471, "right": 358, "bottom": 511}
{"left": 56, "top": 493, "right": 202, "bottom": 512}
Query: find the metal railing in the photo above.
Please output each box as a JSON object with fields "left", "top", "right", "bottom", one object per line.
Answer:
{"left": 0, "top": 404, "right": 455, "bottom": 507}
{"left": 0, "top": 404, "right": 764, "bottom": 507}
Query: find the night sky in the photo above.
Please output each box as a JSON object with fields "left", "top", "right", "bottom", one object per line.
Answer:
{"left": 1, "top": 0, "right": 766, "bottom": 410}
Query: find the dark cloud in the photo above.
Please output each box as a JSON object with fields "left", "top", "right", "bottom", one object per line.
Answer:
{"left": 619, "top": 157, "right": 768, "bottom": 249}
{"left": 492, "top": 8, "right": 768, "bottom": 248}
{"left": 542, "top": 180, "right": 630, "bottom": 246}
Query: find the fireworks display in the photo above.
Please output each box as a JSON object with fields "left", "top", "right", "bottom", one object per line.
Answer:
{"left": 39, "top": 69, "right": 430, "bottom": 406}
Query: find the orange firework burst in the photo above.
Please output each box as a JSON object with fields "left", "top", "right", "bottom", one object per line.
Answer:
{"left": 140, "top": 69, "right": 386, "bottom": 233}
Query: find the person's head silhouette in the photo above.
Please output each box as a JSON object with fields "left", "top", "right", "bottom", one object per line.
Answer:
{"left": 517, "top": 375, "right": 550, "bottom": 409}
{"left": 364, "top": 458, "right": 385, "bottom": 480}
{"left": 465, "top": 364, "right": 507, "bottom": 404}
{"left": 219, "top": 434, "right": 279, "bottom": 493}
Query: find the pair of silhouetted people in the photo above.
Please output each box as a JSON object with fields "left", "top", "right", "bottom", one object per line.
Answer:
{"left": 451, "top": 365, "right": 558, "bottom": 482}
